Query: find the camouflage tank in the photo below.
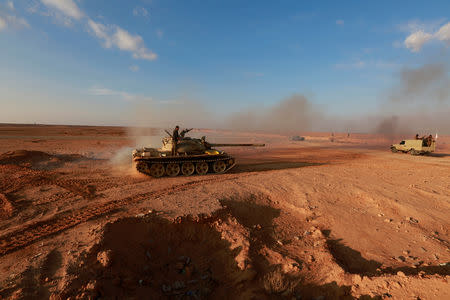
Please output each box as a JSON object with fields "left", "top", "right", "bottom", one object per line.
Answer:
{"left": 132, "top": 129, "right": 265, "bottom": 177}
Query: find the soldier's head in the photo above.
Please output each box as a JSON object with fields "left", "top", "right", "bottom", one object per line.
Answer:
{"left": 175, "top": 125, "right": 179, "bottom": 130}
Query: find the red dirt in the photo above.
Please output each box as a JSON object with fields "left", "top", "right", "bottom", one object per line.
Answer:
{"left": 0, "top": 194, "right": 13, "bottom": 220}
{"left": 0, "top": 124, "right": 449, "bottom": 299}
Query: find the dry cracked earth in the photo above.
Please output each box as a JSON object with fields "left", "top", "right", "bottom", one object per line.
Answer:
{"left": 0, "top": 124, "right": 449, "bottom": 299}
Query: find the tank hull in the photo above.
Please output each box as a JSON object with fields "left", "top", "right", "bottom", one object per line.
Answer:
{"left": 133, "top": 153, "right": 235, "bottom": 177}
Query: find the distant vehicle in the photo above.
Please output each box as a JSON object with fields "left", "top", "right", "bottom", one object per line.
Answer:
{"left": 390, "top": 139, "right": 435, "bottom": 155}
{"left": 132, "top": 129, "right": 265, "bottom": 177}
{"left": 290, "top": 136, "right": 305, "bottom": 141}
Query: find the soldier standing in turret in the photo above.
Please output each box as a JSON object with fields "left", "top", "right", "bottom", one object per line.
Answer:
{"left": 172, "top": 125, "right": 180, "bottom": 156}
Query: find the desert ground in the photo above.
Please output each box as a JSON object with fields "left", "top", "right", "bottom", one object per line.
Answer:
{"left": 0, "top": 124, "right": 449, "bottom": 300}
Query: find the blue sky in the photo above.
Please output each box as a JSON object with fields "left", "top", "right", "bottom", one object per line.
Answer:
{"left": 0, "top": 0, "right": 449, "bottom": 127}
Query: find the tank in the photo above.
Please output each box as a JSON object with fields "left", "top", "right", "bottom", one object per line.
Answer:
{"left": 132, "top": 129, "right": 265, "bottom": 177}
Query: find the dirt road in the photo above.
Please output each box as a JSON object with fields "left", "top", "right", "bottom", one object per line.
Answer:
{"left": 0, "top": 125, "right": 448, "bottom": 299}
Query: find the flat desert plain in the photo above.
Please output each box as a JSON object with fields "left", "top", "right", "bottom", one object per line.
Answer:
{"left": 0, "top": 124, "right": 449, "bottom": 299}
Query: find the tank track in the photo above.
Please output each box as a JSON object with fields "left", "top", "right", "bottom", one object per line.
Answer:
{"left": 134, "top": 154, "right": 235, "bottom": 177}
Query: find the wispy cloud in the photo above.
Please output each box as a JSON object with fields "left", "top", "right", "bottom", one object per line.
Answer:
{"left": 402, "top": 20, "right": 450, "bottom": 52}
{"left": 129, "top": 65, "right": 139, "bottom": 72}
{"left": 0, "top": 13, "right": 30, "bottom": 31}
{"left": 399, "top": 19, "right": 445, "bottom": 34}
{"left": 133, "top": 6, "right": 149, "bottom": 18}
{"left": 0, "top": 17, "right": 5, "bottom": 31}
{"left": 89, "top": 87, "right": 118, "bottom": 96}
{"left": 335, "top": 59, "right": 399, "bottom": 70}
{"left": 0, "top": 0, "right": 29, "bottom": 31}
{"left": 6, "top": 1, "right": 14, "bottom": 10}
{"left": 28, "top": 0, "right": 158, "bottom": 60}
{"left": 87, "top": 19, "right": 157, "bottom": 61}
{"left": 404, "top": 31, "right": 433, "bottom": 52}
{"left": 88, "top": 86, "right": 152, "bottom": 102}
{"left": 435, "top": 22, "right": 450, "bottom": 43}
{"left": 335, "top": 60, "right": 365, "bottom": 69}
{"left": 156, "top": 28, "right": 163, "bottom": 39}
{"left": 41, "top": 0, "right": 84, "bottom": 20}
{"left": 27, "top": 0, "right": 81, "bottom": 27}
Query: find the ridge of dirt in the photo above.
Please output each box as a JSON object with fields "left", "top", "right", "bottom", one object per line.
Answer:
{"left": 0, "top": 175, "right": 251, "bottom": 257}
{"left": 0, "top": 150, "right": 87, "bottom": 170}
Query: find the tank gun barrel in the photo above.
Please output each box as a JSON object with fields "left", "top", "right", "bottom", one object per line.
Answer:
{"left": 208, "top": 143, "right": 265, "bottom": 147}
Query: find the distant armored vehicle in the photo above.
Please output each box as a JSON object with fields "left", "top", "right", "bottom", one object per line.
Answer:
{"left": 390, "top": 139, "right": 435, "bottom": 155}
{"left": 290, "top": 136, "right": 305, "bottom": 141}
{"left": 132, "top": 130, "right": 265, "bottom": 177}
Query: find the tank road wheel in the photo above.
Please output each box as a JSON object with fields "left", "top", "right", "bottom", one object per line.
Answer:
{"left": 136, "top": 161, "right": 149, "bottom": 173}
{"left": 196, "top": 162, "right": 209, "bottom": 175}
{"left": 181, "top": 162, "right": 195, "bottom": 176}
{"left": 166, "top": 163, "right": 180, "bottom": 177}
{"left": 212, "top": 160, "right": 227, "bottom": 173}
{"left": 149, "top": 163, "right": 165, "bottom": 178}
{"left": 391, "top": 147, "right": 398, "bottom": 153}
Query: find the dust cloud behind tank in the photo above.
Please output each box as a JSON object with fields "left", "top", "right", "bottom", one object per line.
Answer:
{"left": 132, "top": 128, "right": 265, "bottom": 177}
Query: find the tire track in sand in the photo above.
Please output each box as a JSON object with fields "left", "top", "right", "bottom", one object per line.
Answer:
{"left": 0, "top": 174, "right": 248, "bottom": 256}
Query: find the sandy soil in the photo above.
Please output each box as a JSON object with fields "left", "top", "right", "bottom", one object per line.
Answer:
{"left": 0, "top": 124, "right": 449, "bottom": 299}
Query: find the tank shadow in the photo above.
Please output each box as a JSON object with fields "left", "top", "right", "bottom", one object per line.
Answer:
{"left": 230, "top": 161, "right": 324, "bottom": 173}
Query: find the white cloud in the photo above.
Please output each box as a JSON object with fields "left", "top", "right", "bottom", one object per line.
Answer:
{"left": 87, "top": 19, "right": 111, "bottom": 47}
{"left": 156, "top": 28, "right": 163, "bottom": 38}
{"left": 435, "top": 22, "right": 450, "bottom": 42}
{"left": 129, "top": 65, "right": 139, "bottom": 72}
{"left": 88, "top": 86, "right": 152, "bottom": 102}
{"left": 403, "top": 21, "right": 450, "bottom": 52}
{"left": 404, "top": 30, "right": 433, "bottom": 52}
{"left": 88, "top": 19, "right": 157, "bottom": 61}
{"left": 29, "top": 2, "right": 158, "bottom": 61}
{"left": 41, "top": 0, "right": 83, "bottom": 20}
{"left": 336, "top": 19, "right": 344, "bottom": 25}
{"left": 114, "top": 27, "right": 143, "bottom": 51}
{"left": 133, "top": 7, "right": 149, "bottom": 18}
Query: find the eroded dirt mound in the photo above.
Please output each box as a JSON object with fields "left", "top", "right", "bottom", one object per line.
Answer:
{"left": 0, "top": 193, "right": 13, "bottom": 219}
{"left": 58, "top": 199, "right": 381, "bottom": 300}
{"left": 61, "top": 214, "right": 262, "bottom": 299}
{"left": 0, "top": 150, "right": 85, "bottom": 169}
